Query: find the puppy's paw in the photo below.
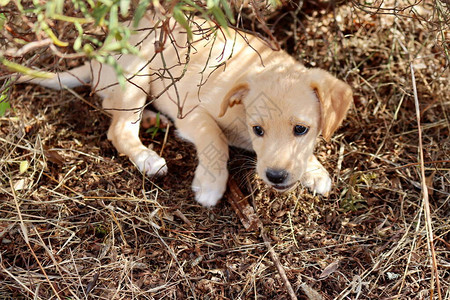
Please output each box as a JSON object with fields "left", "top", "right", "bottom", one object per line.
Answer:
{"left": 301, "top": 167, "right": 332, "bottom": 196}
{"left": 192, "top": 168, "right": 228, "bottom": 207}
{"left": 192, "top": 186, "right": 225, "bottom": 207}
{"left": 133, "top": 149, "right": 168, "bottom": 177}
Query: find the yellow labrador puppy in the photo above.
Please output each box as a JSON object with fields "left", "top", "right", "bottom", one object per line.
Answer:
{"left": 18, "top": 14, "right": 352, "bottom": 207}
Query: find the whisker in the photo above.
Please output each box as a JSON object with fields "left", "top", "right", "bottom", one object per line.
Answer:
{"left": 301, "top": 166, "right": 323, "bottom": 176}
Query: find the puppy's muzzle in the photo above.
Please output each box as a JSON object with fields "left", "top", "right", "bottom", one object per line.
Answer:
{"left": 265, "top": 168, "right": 290, "bottom": 187}
{"left": 266, "top": 168, "right": 288, "bottom": 184}
{"left": 265, "top": 168, "right": 297, "bottom": 191}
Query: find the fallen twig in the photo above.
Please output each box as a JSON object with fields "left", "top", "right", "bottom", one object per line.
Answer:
{"left": 260, "top": 226, "right": 298, "bottom": 300}
{"left": 227, "top": 179, "right": 260, "bottom": 231}
{"left": 174, "top": 209, "right": 193, "bottom": 227}
{"left": 227, "top": 178, "right": 298, "bottom": 300}
{"left": 6, "top": 38, "right": 53, "bottom": 57}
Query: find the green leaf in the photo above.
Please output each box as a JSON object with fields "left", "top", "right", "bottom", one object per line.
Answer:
{"left": 83, "top": 43, "right": 95, "bottom": 55}
{"left": 54, "top": 0, "right": 64, "bottom": 14}
{"left": 92, "top": 4, "right": 109, "bottom": 25}
{"left": 73, "top": 36, "right": 82, "bottom": 51}
{"left": 85, "top": 0, "right": 95, "bottom": 8}
{"left": 0, "top": 89, "right": 10, "bottom": 116}
{"left": 41, "top": 21, "right": 69, "bottom": 47}
{"left": 173, "top": 5, "right": 192, "bottom": 40}
{"left": 133, "top": 0, "right": 150, "bottom": 27}
{"left": 0, "top": 13, "right": 5, "bottom": 30}
{"left": 109, "top": 3, "right": 118, "bottom": 28}
{"left": 181, "top": 0, "right": 206, "bottom": 14}
{"left": 120, "top": 0, "right": 130, "bottom": 16}
{"left": 83, "top": 35, "right": 102, "bottom": 46}
{"left": 206, "top": 0, "right": 219, "bottom": 9}
{"left": 219, "top": 0, "right": 235, "bottom": 24}
{"left": 0, "top": 0, "right": 10, "bottom": 6}
{"left": 114, "top": 30, "right": 123, "bottom": 41}
{"left": 72, "top": 0, "right": 91, "bottom": 15}
{"left": 52, "top": 14, "right": 92, "bottom": 24}
{"left": 0, "top": 100, "right": 10, "bottom": 116}
{"left": 19, "top": 161, "right": 29, "bottom": 174}
{"left": 45, "top": 1, "right": 55, "bottom": 16}
{"left": 98, "top": 0, "right": 113, "bottom": 6}
{"left": 211, "top": 6, "right": 229, "bottom": 34}
{"left": 268, "top": 0, "right": 282, "bottom": 7}
{"left": 0, "top": 58, "right": 54, "bottom": 78}
{"left": 152, "top": 112, "right": 161, "bottom": 138}
{"left": 73, "top": 22, "right": 83, "bottom": 51}
{"left": 101, "top": 41, "right": 123, "bottom": 52}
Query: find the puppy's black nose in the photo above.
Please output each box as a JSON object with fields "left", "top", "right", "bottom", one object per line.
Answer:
{"left": 266, "top": 168, "right": 288, "bottom": 184}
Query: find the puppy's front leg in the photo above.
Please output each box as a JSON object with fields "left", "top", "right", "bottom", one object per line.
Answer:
{"left": 176, "top": 111, "right": 229, "bottom": 207}
{"left": 301, "top": 155, "right": 332, "bottom": 195}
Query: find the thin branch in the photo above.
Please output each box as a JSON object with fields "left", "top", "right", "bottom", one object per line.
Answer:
{"left": 5, "top": 38, "right": 53, "bottom": 57}
{"left": 409, "top": 61, "right": 442, "bottom": 300}
{"left": 260, "top": 227, "right": 298, "bottom": 300}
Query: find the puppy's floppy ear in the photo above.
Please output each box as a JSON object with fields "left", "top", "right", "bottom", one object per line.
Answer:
{"left": 308, "top": 69, "right": 353, "bottom": 142}
{"left": 218, "top": 83, "right": 249, "bottom": 118}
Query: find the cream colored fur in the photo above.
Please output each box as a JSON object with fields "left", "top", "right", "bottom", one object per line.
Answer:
{"left": 18, "top": 14, "right": 353, "bottom": 207}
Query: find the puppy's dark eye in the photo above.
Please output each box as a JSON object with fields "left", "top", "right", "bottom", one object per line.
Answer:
{"left": 253, "top": 126, "right": 264, "bottom": 137}
{"left": 294, "top": 125, "right": 309, "bottom": 136}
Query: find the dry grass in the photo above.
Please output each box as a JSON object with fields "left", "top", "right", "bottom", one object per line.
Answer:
{"left": 1, "top": 0, "right": 449, "bottom": 299}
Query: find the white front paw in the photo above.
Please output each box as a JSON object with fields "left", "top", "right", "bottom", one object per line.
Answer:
{"left": 133, "top": 149, "right": 168, "bottom": 177}
{"left": 301, "top": 168, "right": 332, "bottom": 196}
{"left": 192, "top": 167, "right": 227, "bottom": 207}
{"left": 192, "top": 185, "right": 225, "bottom": 207}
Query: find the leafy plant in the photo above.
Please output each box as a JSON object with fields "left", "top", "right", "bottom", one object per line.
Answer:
{"left": 1, "top": 0, "right": 240, "bottom": 87}
{"left": 145, "top": 112, "right": 166, "bottom": 139}
{"left": 0, "top": 0, "right": 281, "bottom": 115}
{"left": 339, "top": 172, "right": 376, "bottom": 212}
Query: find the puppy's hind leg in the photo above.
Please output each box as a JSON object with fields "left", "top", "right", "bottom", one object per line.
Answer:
{"left": 104, "top": 79, "right": 167, "bottom": 177}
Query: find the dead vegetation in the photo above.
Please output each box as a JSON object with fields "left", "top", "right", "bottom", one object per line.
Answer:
{"left": 0, "top": 0, "right": 449, "bottom": 299}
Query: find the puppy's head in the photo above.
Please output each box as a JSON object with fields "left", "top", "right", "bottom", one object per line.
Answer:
{"left": 219, "top": 63, "right": 352, "bottom": 191}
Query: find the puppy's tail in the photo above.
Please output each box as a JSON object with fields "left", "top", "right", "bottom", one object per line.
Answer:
{"left": 16, "top": 63, "right": 92, "bottom": 90}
